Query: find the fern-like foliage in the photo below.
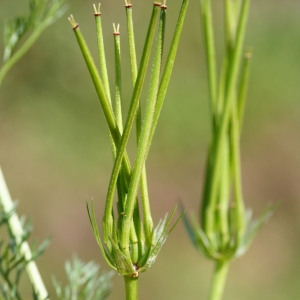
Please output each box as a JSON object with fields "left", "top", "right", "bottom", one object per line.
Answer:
{"left": 52, "top": 256, "right": 113, "bottom": 300}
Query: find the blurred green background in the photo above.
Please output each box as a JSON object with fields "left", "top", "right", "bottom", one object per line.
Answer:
{"left": 1, "top": 0, "right": 300, "bottom": 299}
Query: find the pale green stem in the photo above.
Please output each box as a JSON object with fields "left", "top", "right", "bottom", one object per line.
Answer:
{"left": 113, "top": 24, "right": 123, "bottom": 131}
{"left": 125, "top": 2, "right": 153, "bottom": 240}
{"left": 149, "top": 0, "right": 190, "bottom": 146}
{"left": 125, "top": 4, "right": 138, "bottom": 87}
{"left": 237, "top": 49, "right": 252, "bottom": 129}
{"left": 103, "top": 4, "right": 160, "bottom": 256}
{"left": 200, "top": 0, "right": 218, "bottom": 125}
{"left": 200, "top": 0, "right": 250, "bottom": 238}
{"left": 120, "top": 5, "right": 165, "bottom": 252}
{"left": 70, "top": 20, "right": 132, "bottom": 177}
{"left": 70, "top": 24, "right": 118, "bottom": 143}
{"left": 0, "top": 168, "right": 48, "bottom": 300}
{"left": 94, "top": 5, "right": 112, "bottom": 104}
{"left": 69, "top": 20, "right": 132, "bottom": 247}
{"left": 124, "top": 275, "right": 138, "bottom": 300}
{"left": 209, "top": 260, "right": 230, "bottom": 300}
{"left": 230, "top": 102, "right": 245, "bottom": 244}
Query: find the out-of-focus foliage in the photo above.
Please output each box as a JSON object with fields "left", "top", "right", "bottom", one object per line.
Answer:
{"left": 52, "top": 256, "right": 113, "bottom": 300}
{"left": 0, "top": 0, "right": 66, "bottom": 85}
{"left": 3, "top": 0, "right": 65, "bottom": 63}
{"left": 0, "top": 203, "right": 49, "bottom": 300}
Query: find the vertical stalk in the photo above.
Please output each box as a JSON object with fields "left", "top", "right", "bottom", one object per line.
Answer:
{"left": 124, "top": 275, "right": 138, "bottom": 300}
{"left": 113, "top": 23, "right": 123, "bottom": 131}
{"left": 0, "top": 168, "right": 48, "bottom": 300}
{"left": 120, "top": 3, "right": 165, "bottom": 252}
{"left": 125, "top": 1, "right": 153, "bottom": 241}
{"left": 200, "top": 0, "right": 218, "bottom": 124}
{"left": 94, "top": 3, "right": 112, "bottom": 104}
{"left": 104, "top": 4, "right": 160, "bottom": 256}
{"left": 209, "top": 260, "right": 230, "bottom": 300}
{"left": 200, "top": 0, "right": 250, "bottom": 238}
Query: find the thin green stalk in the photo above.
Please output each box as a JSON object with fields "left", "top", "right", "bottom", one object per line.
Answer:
{"left": 149, "top": 0, "right": 189, "bottom": 147}
{"left": 96, "top": 8, "right": 127, "bottom": 212}
{"left": 229, "top": 103, "right": 245, "bottom": 244}
{"left": 216, "top": 142, "right": 230, "bottom": 245}
{"left": 113, "top": 23, "right": 130, "bottom": 234}
{"left": 113, "top": 23, "right": 123, "bottom": 131}
{"left": 103, "top": 4, "right": 160, "bottom": 250}
{"left": 0, "top": 168, "right": 48, "bottom": 300}
{"left": 94, "top": 3, "right": 112, "bottom": 104}
{"left": 125, "top": 1, "right": 153, "bottom": 241}
{"left": 125, "top": 2, "right": 138, "bottom": 87}
{"left": 120, "top": 4, "right": 166, "bottom": 252}
{"left": 124, "top": 275, "right": 138, "bottom": 300}
{"left": 209, "top": 260, "right": 229, "bottom": 300}
{"left": 201, "top": 0, "right": 250, "bottom": 237}
{"left": 237, "top": 49, "right": 252, "bottom": 129}
{"left": 68, "top": 17, "right": 118, "bottom": 142}
{"left": 68, "top": 16, "right": 132, "bottom": 179}
{"left": 68, "top": 16, "right": 133, "bottom": 248}
{"left": 200, "top": 0, "right": 218, "bottom": 124}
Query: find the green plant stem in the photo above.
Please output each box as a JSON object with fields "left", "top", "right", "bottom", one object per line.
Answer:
{"left": 0, "top": 25, "right": 44, "bottom": 87}
{"left": 113, "top": 24, "right": 122, "bottom": 130}
{"left": 237, "top": 49, "right": 252, "bottom": 129}
{"left": 201, "top": 0, "right": 250, "bottom": 239}
{"left": 124, "top": 275, "right": 138, "bottom": 300}
{"left": 125, "top": 1, "right": 153, "bottom": 242}
{"left": 0, "top": 168, "right": 48, "bottom": 300}
{"left": 209, "top": 260, "right": 229, "bottom": 300}
{"left": 70, "top": 20, "right": 132, "bottom": 176}
{"left": 149, "top": 0, "right": 189, "bottom": 146}
{"left": 94, "top": 4, "right": 112, "bottom": 104}
{"left": 200, "top": 0, "right": 217, "bottom": 125}
{"left": 120, "top": 4, "right": 165, "bottom": 252}
{"left": 103, "top": 4, "right": 160, "bottom": 252}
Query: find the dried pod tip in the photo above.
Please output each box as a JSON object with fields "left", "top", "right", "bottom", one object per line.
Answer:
{"left": 68, "top": 15, "right": 78, "bottom": 29}
{"left": 125, "top": 0, "right": 132, "bottom": 8}
{"left": 113, "top": 23, "right": 120, "bottom": 36}
{"left": 93, "top": 3, "right": 101, "bottom": 16}
{"left": 161, "top": 0, "right": 167, "bottom": 9}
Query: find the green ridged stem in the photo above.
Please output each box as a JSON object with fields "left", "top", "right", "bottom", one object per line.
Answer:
{"left": 201, "top": 0, "right": 250, "bottom": 240}
{"left": 94, "top": 4, "right": 112, "bottom": 104}
{"left": 113, "top": 24, "right": 123, "bottom": 135}
{"left": 120, "top": 4, "right": 166, "bottom": 253}
{"left": 124, "top": 275, "right": 138, "bottom": 300}
{"left": 104, "top": 3, "right": 161, "bottom": 258}
{"left": 237, "top": 49, "right": 252, "bottom": 129}
{"left": 199, "top": 0, "right": 218, "bottom": 126}
{"left": 149, "top": 0, "right": 190, "bottom": 148}
{"left": 209, "top": 260, "right": 229, "bottom": 300}
{"left": 69, "top": 18, "right": 132, "bottom": 248}
{"left": 125, "top": 2, "right": 154, "bottom": 244}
